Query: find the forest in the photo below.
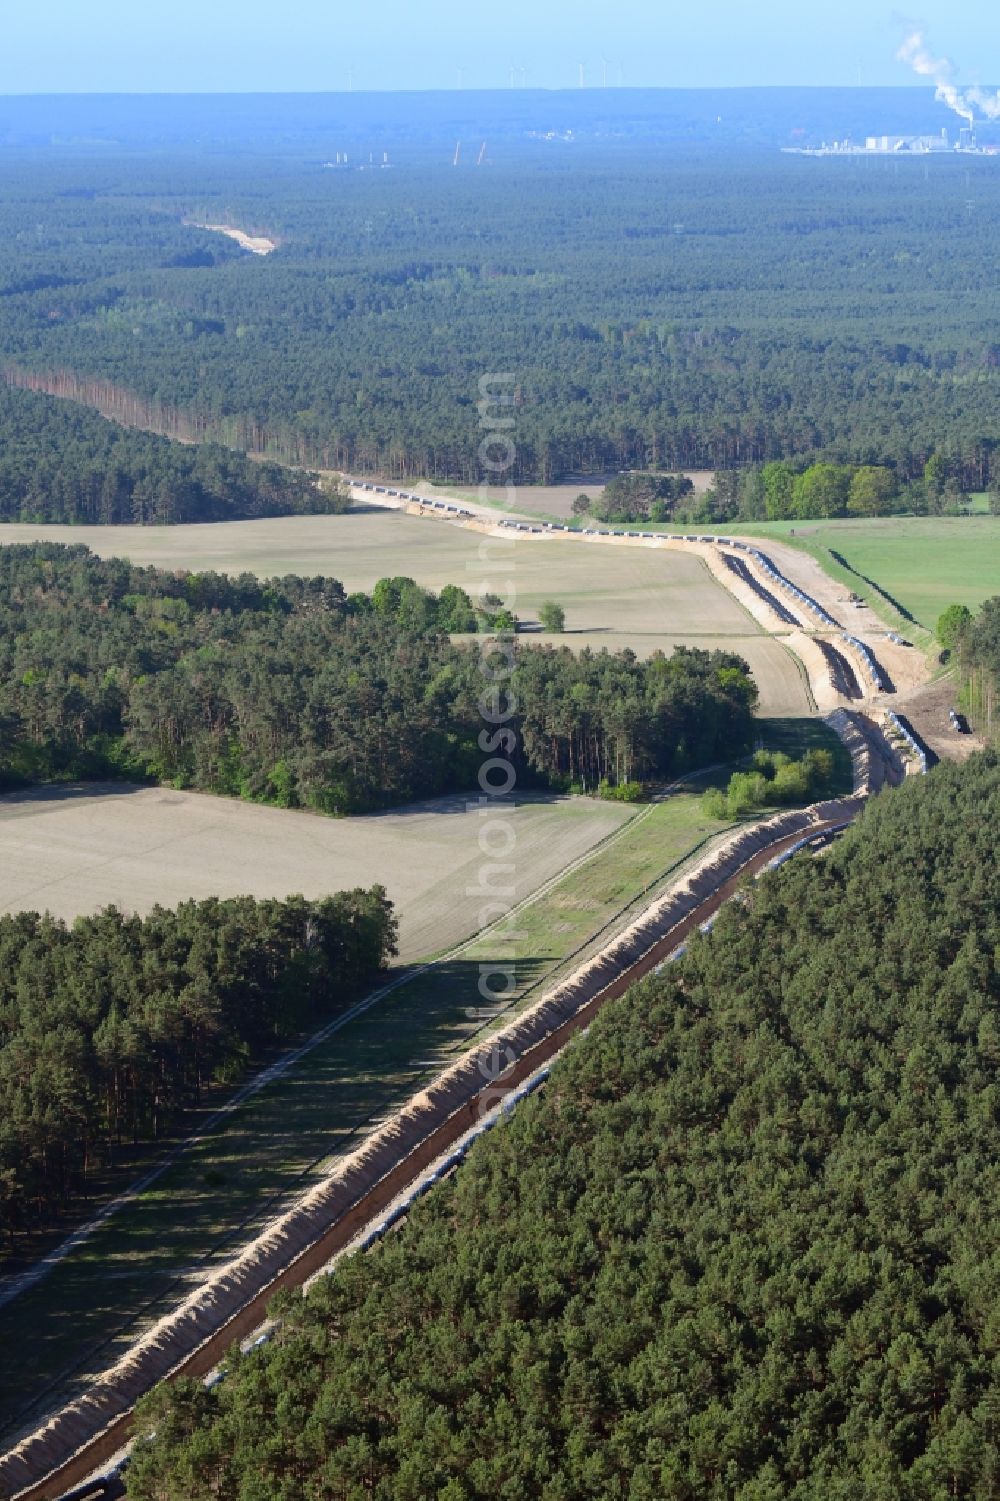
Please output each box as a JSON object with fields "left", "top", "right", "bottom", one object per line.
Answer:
{"left": 1, "top": 141, "right": 1000, "bottom": 486}
{"left": 0, "top": 889, "right": 396, "bottom": 1241}
{"left": 125, "top": 752, "right": 1000, "bottom": 1500}
{"left": 0, "top": 384, "right": 338, "bottom": 524}
{"left": 954, "top": 596, "right": 1000, "bottom": 738}
{"left": 681, "top": 457, "right": 1000, "bottom": 526}
{"left": 0, "top": 544, "right": 758, "bottom": 810}
{"left": 702, "top": 746, "right": 834, "bottom": 818}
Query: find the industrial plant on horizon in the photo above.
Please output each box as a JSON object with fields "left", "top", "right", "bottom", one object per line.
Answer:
{"left": 787, "top": 29, "right": 1000, "bottom": 157}
{"left": 785, "top": 125, "right": 998, "bottom": 157}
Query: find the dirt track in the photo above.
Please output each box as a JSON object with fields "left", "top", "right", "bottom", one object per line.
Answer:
{"left": 187, "top": 222, "right": 275, "bottom": 255}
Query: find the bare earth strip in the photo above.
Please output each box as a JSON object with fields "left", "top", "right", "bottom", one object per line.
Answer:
{"left": 0, "top": 785, "right": 631, "bottom": 965}
{"left": 186, "top": 222, "right": 276, "bottom": 255}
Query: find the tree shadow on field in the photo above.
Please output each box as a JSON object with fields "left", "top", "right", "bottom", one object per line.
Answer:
{"left": 366, "top": 790, "right": 575, "bottom": 819}
{"left": 0, "top": 952, "right": 560, "bottom": 1439}
{"left": 389, "top": 955, "right": 558, "bottom": 1035}
{"left": 0, "top": 779, "right": 149, "bottom": 810}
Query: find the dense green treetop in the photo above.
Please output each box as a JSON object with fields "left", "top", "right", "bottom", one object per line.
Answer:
{"left": 0, "top": 889, "right": 397, "bottom": 1243}
{"left": 0, "top": 385, "right": 337, "bottom": 524}
{"left": 955, "top": 597, "right": 1000, "bottom": 740}
{"left": 128, "top": 753, "right": 1000, "bottom": 1499}
{"left": 1, "top": 149, "right": 1000, "bottom": 483}
{"left": 0, "top": 544, "right": 757, "bottom": 811}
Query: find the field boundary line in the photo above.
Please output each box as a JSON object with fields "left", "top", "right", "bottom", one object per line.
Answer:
{"left": 773, "top": 636, "right": 818, "bottom": 713}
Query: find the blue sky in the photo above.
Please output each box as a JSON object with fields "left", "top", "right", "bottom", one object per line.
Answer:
{"left": 1, "top": 0, "right": 997, "bottom": 94}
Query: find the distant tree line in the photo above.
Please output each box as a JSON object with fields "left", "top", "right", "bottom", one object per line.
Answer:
{"left": 675, "top": 455, "right": 1000, "bottom": 527}
{"left": 0, "top": 545, "right": 758, "bottom": 811}
{"left": 0, "top": 385, "right": 341, "bottom": 524}
{"left": 0, "top": 889, "right": 396, "bottom": 1242}
{"left": 568, "top": 454, "right": 1000, "bottom": 529}
{"left": 126, "top": 753, "right": 1000, "bottom": 1500}
{"left": 573, "top": 472, "right": 694, "bottom": 525}
{"left": 5, "top": 151, "right": 1000, "bottom": 485}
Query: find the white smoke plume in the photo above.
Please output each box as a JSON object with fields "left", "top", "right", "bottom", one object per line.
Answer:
{"left": 897, "top": 30, "right": 1000, "bottom": 124}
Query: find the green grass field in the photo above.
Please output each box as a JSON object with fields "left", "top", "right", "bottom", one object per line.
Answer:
{"left": 573, "top": 512, "right": 998, "bottom": 635}
{"left": 730, "top": 516, "right": 999, "bottom": 632}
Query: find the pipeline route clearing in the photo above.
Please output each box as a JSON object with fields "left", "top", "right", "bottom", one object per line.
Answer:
{"left": 2, "top": 791, "right": 864, "bottom": 1501}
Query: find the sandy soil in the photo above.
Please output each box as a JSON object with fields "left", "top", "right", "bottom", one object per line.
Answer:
{"left": 740, "top": 535, "right": 859, "bottom": 628}
{"left": 730, "top": 533, "right": 933, "bottom": 701}
{"left": 893, "top": 674, "right": 985, "bottom": 767}
{"left": 697, "top": 542, "right": 807, "bottom": 633}
{"left": 189, "top": 222, "right": 276, "bottom": 255}
{"left": 0, "top": 785, "right": 631, "bottom": 965}
{"left": 786, "top": 631, "right": 842, "bottom": 713}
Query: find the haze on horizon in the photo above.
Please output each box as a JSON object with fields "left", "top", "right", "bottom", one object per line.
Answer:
{"left": 1, "top": 0, "right": 998, "bottom": 96}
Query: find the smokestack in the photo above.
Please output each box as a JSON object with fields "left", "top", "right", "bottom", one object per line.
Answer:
{"left": 897, "top": 29, "right": 1000, "bottom": 126}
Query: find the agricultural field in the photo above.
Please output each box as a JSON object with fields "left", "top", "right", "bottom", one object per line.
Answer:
{"left": 0, "top": 783, "right": 632, "bottom": 965}
{"left": 0, "top": 510, "right": 751, "bottom": 634}
{"left": 727, "top": 515, "right": 1000, "bottom": 631}
{"left": 0, "top": 784, "right": 737, "bottom": 1438}
{"left": 0, "top": 508, "right": 813, "bottom": 716}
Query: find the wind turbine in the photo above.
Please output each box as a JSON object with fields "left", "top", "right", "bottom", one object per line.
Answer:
{"left": 579, "top": 61, "right": 585, "bottom": 89}
{"left": 602, "top": 57, "right": 608, "bottom": 88}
